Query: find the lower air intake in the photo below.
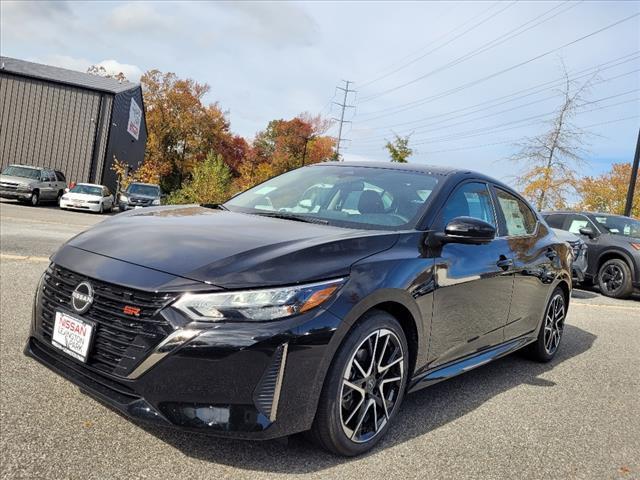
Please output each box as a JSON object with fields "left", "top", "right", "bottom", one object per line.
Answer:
{"left": 253, "top": 343, "right": 288, "bottom": 422}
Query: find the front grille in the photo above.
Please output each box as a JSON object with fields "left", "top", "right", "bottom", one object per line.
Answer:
{"left": 129, "top": 198, "right": 152, "bottom": 206}
{"left": 0, "top": 182, "right": 18, "bottom": 190}
{"left": 38, "top": 264, "right": 177, "bottom": 377}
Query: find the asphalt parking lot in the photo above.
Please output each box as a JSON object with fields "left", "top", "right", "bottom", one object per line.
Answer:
{"left": 1, "top": 198, "right": 639, "bottom": 480}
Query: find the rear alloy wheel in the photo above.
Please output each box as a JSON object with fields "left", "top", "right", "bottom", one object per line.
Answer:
{"left": 598, "top": 259, "right": 633, "bottom": 299}
{"left": 311, "top": 310, "right": 408, "bottom": 456}
{"left": 524, "top": 287, "right": 567, "bottom": 362}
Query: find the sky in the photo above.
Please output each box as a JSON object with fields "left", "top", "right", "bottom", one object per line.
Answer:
{"left": 1, "top": 0, "right": 639, "bottom": 184}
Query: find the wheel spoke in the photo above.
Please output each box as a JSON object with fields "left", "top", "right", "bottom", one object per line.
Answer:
{"left": 366, "top": 332, "right": 380, "bottom": 376}
{"left": 378, "top": 355, "right": 403, "bottom": 374}
{"left": 352, "top": 359, "right": 367, "bottom": 379}
{"left": 343, "top": 379, "right": 365, "bottom": 395}
{"left": 351, "top": 399, "right": 375, "bottom": 440}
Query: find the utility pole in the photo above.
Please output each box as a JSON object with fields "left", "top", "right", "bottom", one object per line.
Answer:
{"left": 332, "top": 80, "right": 356, "bottom": 160}
{"left": 624, "top": 128, "right": 640, "bottom": 217}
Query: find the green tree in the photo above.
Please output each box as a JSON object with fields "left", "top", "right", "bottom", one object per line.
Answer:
{"left": 167, "top": 152, "right": 232, "bottom": 205}
{"left": 385, "top": 134, "right": 413, "bottom": 163}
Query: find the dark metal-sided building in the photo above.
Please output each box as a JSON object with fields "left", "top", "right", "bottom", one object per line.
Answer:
{"left": 0, "top": 56, "right": 147, "bottom": 192}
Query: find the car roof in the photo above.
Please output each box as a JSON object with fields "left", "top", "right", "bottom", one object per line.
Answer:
{"left": 315, "top": 161, "right": 457, "bottom": 176}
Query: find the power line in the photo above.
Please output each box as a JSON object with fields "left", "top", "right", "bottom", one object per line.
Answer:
{"left": 358, "top": 1, "right": 515, "bottom": 89}
{"left": 353, "top": 95, "right": 639, "bottom": 154}
{"left": 332, "top": 80, "right": 356, "bottom": 159}
{"left": 393, "top": 115, "right": 640, "bottom": 155}
{"left": 355, "top": 13, "right": 640, "bottom": 121}
{"left": 352, "top": 53, "right": 639, "bottom": 136}
{"left": 355, "top": 68, "right": 640, "bottom": 144}
{"left": 359, "top": 0, "right": 579, "bottom": 103}
{"left": 407, "top": 95, "right": 639, "bottom": 147}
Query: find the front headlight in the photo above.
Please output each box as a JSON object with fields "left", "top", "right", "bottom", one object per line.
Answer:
{"left": 120, "top": 195, "right": 128, "bottom": 203}
{"left": 172, "top": 278, "right": 345, "bottom": 322}
{"left": 17, "top": 184, "right": 34, "bottom": 192}
{"left": 152, "top": 199, "right": 161, "bottom": 206}
{"left": 61, "top": 195, "right": 69, "bottom": 200}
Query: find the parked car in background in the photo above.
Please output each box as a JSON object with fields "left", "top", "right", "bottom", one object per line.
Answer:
{"left": 59, "top": 183, "right": 114, "bottom": 214}
{"left": 26, "top": 162, "right": 573, "bottom": 456}
{"left": 543, "top": 211, "right": 640, "bottom": 298}
{"left": 551, "top": 228, "right": 588, "bottom": 283}
{"left": 118, "top": 182, "right": 162, "bottom": 210}
{"left": 0, "top": 164, "right": 67, "bottom": 206}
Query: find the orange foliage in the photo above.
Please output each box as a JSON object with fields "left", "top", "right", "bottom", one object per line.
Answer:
{"left": 578, "top": 163, "right": 639, "bottom": 218}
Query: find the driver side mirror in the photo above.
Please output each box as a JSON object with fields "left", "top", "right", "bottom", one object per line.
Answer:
{"left": 579, "top": 227, "right": 596, "bottom": 239}
{"left": 434, "top": 217, "right": 496, "bottom": 245}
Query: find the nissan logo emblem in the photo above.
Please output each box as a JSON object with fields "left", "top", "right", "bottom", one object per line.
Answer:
{"left": 71, "top": 281, "right": 94, "bottom": 314}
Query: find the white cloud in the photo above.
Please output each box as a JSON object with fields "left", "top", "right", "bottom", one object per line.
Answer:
{"left": 218, "top": 2, "right": 319, "bottom": 48}
{"left": 30, "top": 55, "right": 142, "bottom": 83}
{"left": 94, "top": 59, "right": 143, "bottom": 82}
{"left": 107, "top": 2, "right": 168, "bottom": 32}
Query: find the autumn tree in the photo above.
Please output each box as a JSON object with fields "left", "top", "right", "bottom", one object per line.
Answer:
{"left": 385, "top": 134, "right": 413, "bottom": 163}
{"left": 167, "top": 152, "right": 232, "bottom": 205}
{"left": 87, "top": 65, "right": 128, "bottom": 83}
{"left": 511, "top": 61, "right": 596, "bottom": 211}
{"left": 235, "top": 113, "right": 335, "bottom": 191}
{"left": 578, "top": 163, "right": 639, "bottom": 217}
{"left": 141, "top": 70, "right": 248, "bottom": 191}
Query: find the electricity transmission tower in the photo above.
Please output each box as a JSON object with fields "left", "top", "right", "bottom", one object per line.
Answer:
{"left": 332, "top": 80, "right": 356, "bottom": 160}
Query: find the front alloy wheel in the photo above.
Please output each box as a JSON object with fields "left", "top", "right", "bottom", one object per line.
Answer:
{"left": 340, "top": 329, "right": 404, "bottom": 443}
{"left": 311, "top": 310, "right": 409, "bottom": 456}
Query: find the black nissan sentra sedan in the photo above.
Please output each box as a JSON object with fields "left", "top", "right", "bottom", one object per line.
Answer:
{"left": 25, "top": 162, "right": 572, "bottom": 456}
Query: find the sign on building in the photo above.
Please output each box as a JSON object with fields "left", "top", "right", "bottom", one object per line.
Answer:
{"left": 127, "top": 98, "right": 142, "bottom": 140}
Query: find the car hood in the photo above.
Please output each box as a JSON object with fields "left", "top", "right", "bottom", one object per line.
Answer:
{"left": 0, "top": 175, "right": 33, "bottom": 186}
{"left": 58, "top": 205, "right": 399, "bottom": 288}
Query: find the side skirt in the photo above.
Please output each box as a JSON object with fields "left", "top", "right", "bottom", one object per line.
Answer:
{"left": 407, "top": 336, "right": 536, "bottom": 393}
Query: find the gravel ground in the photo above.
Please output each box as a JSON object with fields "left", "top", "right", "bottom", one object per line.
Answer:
{"left": 1, "top": 199, "right": 639, "bottom": 480}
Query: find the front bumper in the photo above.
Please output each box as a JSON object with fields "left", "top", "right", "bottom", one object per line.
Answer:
{"left": 0, "top": 189, "right": 32, "bottom": 200}
{"left": 60, "top": 200, "right": 101, "bottom": 212}
{"left": 25, "top": 303, "right": 342, "bottom": 439}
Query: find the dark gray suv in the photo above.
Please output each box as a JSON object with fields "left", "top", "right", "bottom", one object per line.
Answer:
{"left": 543, "top": 211, "right": 639, "bottom": 299}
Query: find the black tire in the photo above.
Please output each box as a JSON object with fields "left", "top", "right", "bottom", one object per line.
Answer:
{"left": 311, "top": 310, "right": 409, "bottom": 456}
{"left": 30, "top": 191, "right": 40, "bottom": 206}
{"left": 524, "top": 287, "right": 567, "bottom": 363}
{"left": 57, "top": 190, "right": 63, "bottom": 205}
{"left": 597, "top": 259, "right": 633, "bottom": 299}
{"left": 99, "top": 203, "right": 104, "bottom": 214}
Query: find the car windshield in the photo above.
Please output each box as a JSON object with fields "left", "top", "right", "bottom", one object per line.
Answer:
{"left": 225, "top": 165, "right": 440, "bottom": 230}
{"left": 592, "top": 214, "right": 640, "bottom": 238}
{"left": 70, "top": 185, "right": 102, "bottom": 196}
{"left": 1, "top": 166, "right": 40, "bottom": 179}
{"left": 128, "top": 184, "right": 160, "bottom": 197}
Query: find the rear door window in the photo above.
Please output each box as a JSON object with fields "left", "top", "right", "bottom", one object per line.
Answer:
{"left": 55, "top": 171, "right": 66, "bottom": 182}
{"left": 495, "top": 189, "right": 537, "bottom": 236}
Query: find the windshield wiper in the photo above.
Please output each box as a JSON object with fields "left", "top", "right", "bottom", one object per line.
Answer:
{"left": 254, "top": 212, "right": 329, "bottom": 225}
{"left": 201, "top": 203, "right": 229, "bottom": 211}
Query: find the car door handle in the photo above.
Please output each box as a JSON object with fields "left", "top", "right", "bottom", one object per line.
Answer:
{"left": 496, "top": 256, "right": 513, "bottom": 270}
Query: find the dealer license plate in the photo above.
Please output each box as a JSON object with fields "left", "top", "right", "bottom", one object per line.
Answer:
{"left": 52, "top": 311, "right": 95, "bottom": 362}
